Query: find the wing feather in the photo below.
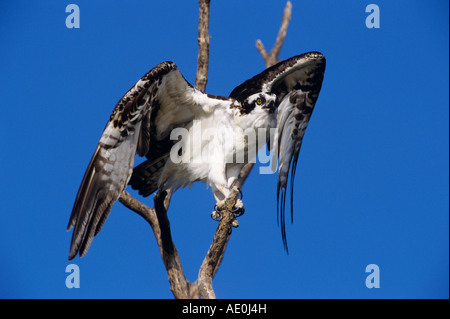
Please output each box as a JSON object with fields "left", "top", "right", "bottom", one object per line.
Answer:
{"left": 67, "top": 61, "right": 214, "bottom": 259}
{"left": 267, "top": 52, "right": 326, "bottom": 252}
{"left": 272, "top": 92, "right": 313, "bottom": 252}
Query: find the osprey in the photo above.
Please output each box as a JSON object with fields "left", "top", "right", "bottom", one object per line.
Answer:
{"left": 67, "top": 51, "right": 326, "bottom": 259}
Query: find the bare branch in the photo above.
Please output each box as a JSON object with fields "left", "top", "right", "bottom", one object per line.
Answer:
{"left": 195, "top": 0, "right": 211, "bottom": 92}
{"left": 196, "top": 187, "right": 240, "bottom": 298}
{"left": 116, "top": 0, "right": 293, "bottom": 299}
{"left": 255, "top": 40, "right": 269, "bottom": 61}
{"left": 271, "top": 1, "right": 292, "bottom": 63}
{"left": 234, "top": 163, "right": 255, "bottom": 189}
{"left": 119, "top": 190, "right": 193, "bottom": 298}
{"left": 256, "top": 1, "right": 292, "bottom": 68}
{"left": 119, "top": 191, "right": 158, "bottom": 235}
{"left": 153, "top": 190, "right": 191, "bottom": 298}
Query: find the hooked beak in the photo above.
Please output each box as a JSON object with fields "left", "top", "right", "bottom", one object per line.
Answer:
{"left": 262, "top": 101, "right": 275, "bottom": 113}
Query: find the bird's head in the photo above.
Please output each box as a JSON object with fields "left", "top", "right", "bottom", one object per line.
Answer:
{"left": 232, "top": 92, "right": 277, "bottom": 130}
{"left": 240, "top": 92, "right": 277, "bottom": 115}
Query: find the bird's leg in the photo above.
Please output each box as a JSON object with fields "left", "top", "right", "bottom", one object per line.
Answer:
{"left": 211, "top": 185, "right": 245, "bottom": 225}
{"left": 233, "top": 189, "right": 245, "bottom": 217}
{"left": 211, "top": 205, "right": 221, "bottom": 221}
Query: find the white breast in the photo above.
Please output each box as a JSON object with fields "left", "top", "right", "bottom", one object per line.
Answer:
{"left": 158, "top": 98, "right": 275, "bottom": 192}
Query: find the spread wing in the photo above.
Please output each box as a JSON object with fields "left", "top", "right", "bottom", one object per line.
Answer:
{"left": 231, "top": 52, "right": 326, "bottom": 252}
{"left": 272, "top": 91, "right": 317, "bottom": 252}
{"left": 67, "top": 62, "right": 226, "bottom": 259}
{"left": 271, "top": 52, "right": 326, "bottom": 252}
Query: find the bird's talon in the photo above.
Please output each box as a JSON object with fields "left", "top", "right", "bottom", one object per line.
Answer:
{"left": 232, "top": 198, "right": 245, "bottom": 217}
{"left": 232, "top": 207, "right": 245, "bottom": 217}
{"left": 211, "top": 210, "right": 221, "bottom": 221}
{"left": 212, "top": 197, "right": 244, "bottom": 221}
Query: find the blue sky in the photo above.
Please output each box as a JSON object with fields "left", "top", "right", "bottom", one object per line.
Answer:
{"left": 0, "top": 1, "right": 448, "bottom": 299}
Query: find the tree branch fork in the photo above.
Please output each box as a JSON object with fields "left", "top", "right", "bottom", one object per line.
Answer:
{"left": 118, "top": 0, "right": 292, "bottom": 298}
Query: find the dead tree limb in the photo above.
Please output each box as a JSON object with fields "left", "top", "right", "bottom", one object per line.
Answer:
{"left": 119, "top": 190, "right": 196, "bottom": 299}
{"left": 194, "top": 0, "right": 294, "bottom": 298}
{"left": 195, "top": 0, "right": 211, "bottom": 92}
{"left": 118, "top": 0, "right": 292, "bottom": 299}
{"left": 196, "top": 187, "right": 240, "bottom": 298}
{"left": 256, "top": 1, "right": 292, "bottom": 68}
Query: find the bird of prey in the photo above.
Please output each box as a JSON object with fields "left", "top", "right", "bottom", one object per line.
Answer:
{"left": 67, "top": 51, "right": 326, "bottom": 259}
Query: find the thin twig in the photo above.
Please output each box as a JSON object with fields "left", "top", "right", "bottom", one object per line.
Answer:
{"left": 195, "top": 0, "right": 211, "bottom": 92}
{"left": 256, "top": 1, "right": 292, "bottom": 68}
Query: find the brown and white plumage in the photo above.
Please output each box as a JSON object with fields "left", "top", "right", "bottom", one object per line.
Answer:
{"left": 67, "top": 52, "right": 326, "bottom": 259}
{"left": 231, "top": 52, "right": 326, "bottom": 251}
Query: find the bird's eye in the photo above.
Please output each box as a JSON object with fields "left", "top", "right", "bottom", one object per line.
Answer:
{"left": 256, "top": 98, "right": 263, "bottom": 105}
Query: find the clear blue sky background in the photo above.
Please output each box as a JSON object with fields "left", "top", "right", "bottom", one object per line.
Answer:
{"left": 0, "top": 1, "right": 448, "bottom": 299}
